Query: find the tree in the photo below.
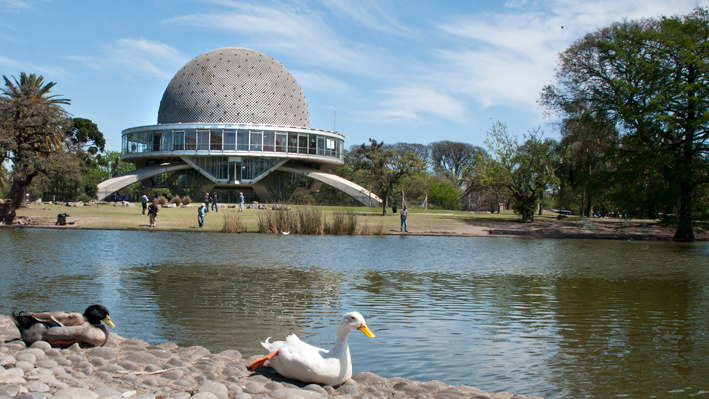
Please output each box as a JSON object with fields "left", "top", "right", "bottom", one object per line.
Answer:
{"left": 69, "top": 117, "right": 105, "bottom": 157}
{"left": 0, "top": 73, "right": 71, "bottom": 223}
{"left": 481, "top": 122, "right": 558, "bottom": 223}
{"left": 541, "top": 8, "right": 709, "bottom": 241}
{"left": 352, "top": 139, "right": 426, "bottom": 215}
{"left": 429, "top": 141, "right": 485, "bottom": 185}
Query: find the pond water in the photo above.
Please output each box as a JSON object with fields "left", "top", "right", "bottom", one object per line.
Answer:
{"left": 1, "top": 228, "right": 708, "bottom": 398}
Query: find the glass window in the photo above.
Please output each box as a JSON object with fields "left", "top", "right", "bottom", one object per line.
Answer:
{"left": 224, "top": 130, "right": 236, "bottom": 151}
{"left": 298, "top": 134, "right": 308, "bottom": 154}
{"left": 288, "top": 133, "right": 298, "bottom": 153}
{"left": 210, "top": 130, "right": 223, "bottom": 150}
{"left": 250, "top": 131, "right": 262, "bottom": 151}
{"left": 309, "top": 134, "right": 317, "bottom": 155}
{"left": 197, "top": 130, "right": 209, "bottom": 150}
{"left": 173, "top": 130, "right": 185, "bottom": 151}
{"left": 162, "top": 131, "right": 173, "bottom": 151}
{"left": 152, "top": 132, "right": 162, "bottom": 152}
{"left": 185, "top": 129, "right": 197, "bottom": 150}
{"left": 237, "top": 129, "right": 249, "bottom": 151}
{"left": 263, "top": 131, "right": 275, "bottom": 152}
{"left": 317, "top": 137, "right": 325, "bottom": 156}
{"left": 276, "top": 133, "right": 287, "bottom": 152}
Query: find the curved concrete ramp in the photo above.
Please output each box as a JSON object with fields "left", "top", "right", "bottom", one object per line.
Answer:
{"left": 96, "top": 163, "right": 191, "bottom": 200}
{"left": 278, "top": 164, "right": 382, "bottom": 207}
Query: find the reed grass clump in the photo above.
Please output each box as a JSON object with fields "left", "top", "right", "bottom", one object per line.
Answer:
{"left": 182, "top": 196, "right": 192, "bottom": 205}
{"left": 170, "top": 196, "right": 182, "bottom": 206}
{"left": 223, "top": 211, "right": 245, "bottom": 233}
{"left": 297, "top": 206, "right": 325, "bottom": 234}
{"left": 257, "top": 208, "right": 296, "bottom": 234}
{"left": 155, "top": 196, "right": 168, "bottom": 206}
{"left": 326, "top": 208, "right": 359, "bottom": 235}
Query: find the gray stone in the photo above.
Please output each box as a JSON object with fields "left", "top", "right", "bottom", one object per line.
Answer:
{"left": 244, "top": 382, "right": 269, "bottom": 394}
{"left": 265, "top": 382, "right": 284, "bottom": 390}
{"left": 269, "top": 388, "right": 325, "bottom": 399}
{"left": 67, "top": 354, "right": 85, "bottom": 363}
{"left": 51, "top": 387, "right": 99, "bottom": 399}
{"left": 0, "top": 374, "right": 26, "bottom": 385}
{"left": 191, "top": 393, "right": 219, "bottom": 399}
{"left": 180, "top": 345, "right": 211, "bottom": 361}
{"left": 336, "top": 385, "right": 359, "bottom": 396}
{"left": 199, "top": 381, "right": 229, "bottom": 399}
{"left": 37, "top": 359, "right": 58, "bottom": 368}
{"left": 173, "top": 393, "right": 192, "bottom": 399}
{"left": 119, "top": 373, "right": 138, "bottom": 382}
{"left": 0, "top": 353, "right": 16, "bottom": 367}
{"left": 25, "top": 381, "right": 51, "bottom": 392}
{"left": 222, "top": 366, "right": 244, "bottom": 377}
{"left": 303, "top": 385, "right": 329, "bottom": 396}
{"left": 29, "top": 341, "right": 52, "bottom": 351}
{"left": 136, "top": 393, "right": 156, "bottom": 399}
{"left": 23, "top": 393, "right": 52, "bottom": 399}
{"left": 94, "top": 390, "right": 123, "bottom": 399}
{"left": 218, "top": 349, "right": 243, "bottom": 362}
{"left": 16, "top": 360, "right": 35, "bottom": 371}
{"left": 160, "top": 368, "right": 184, "bottom": 380}
{"left": 44, "top": 348, "right": 62, "bottom": 357}
{"left": 123, "top": 351, "right": 160, "bottom": 365}
{"left": 235, "top": 394, "right": 253, "bottom": 399}
{"left": 98, "top": 363, "right": 125, "bottom": 373}
{"left": 0, "top": 383, "right": 26, "bottom": 396}
{"left": 18, "top": 348, "right": 45, "bottom": 361}
{"left": 141, "top": 376, "right": 160, "bottom": 386}
{"left": 90, "top": 357, "right": 107, "bottom": 367}
{"left": 156, "top": 342, "right": 179, "bottom": 351}
{"left": 117, "top": 360, "right": 141, "bottom": 371}
{"left": 352, "top": 372, "right": 389, "bottom": 386}
{"left": 88, "top": 347, "right": 117, "bottom": 361}
{"left": 146, "top": 348, "right": 172, "bottom": 359}
{"left": 16, "top": 353, "right": 37, "bottom": 366}
{"left": 166, "top": 357, "right": 186, "bottom": 367}
{"left": 143, "top": 364, "right": 162, "bottom": 373}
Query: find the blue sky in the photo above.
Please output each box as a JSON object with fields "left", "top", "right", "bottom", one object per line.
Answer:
{"left": 1, "top": 0, "right": 706, "bottom": 153}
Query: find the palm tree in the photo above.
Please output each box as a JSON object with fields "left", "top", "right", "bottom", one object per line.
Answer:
{"left": 0, "top": 72, "right": 71, "bottom": 224}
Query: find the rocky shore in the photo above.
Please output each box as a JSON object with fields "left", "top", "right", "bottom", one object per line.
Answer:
{"left": 0, "top": 315, "right": 543, "bottom": 399}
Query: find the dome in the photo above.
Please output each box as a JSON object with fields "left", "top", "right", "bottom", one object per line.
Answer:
{"left": 157, "top": 47, "right": 309, "bottom": 127}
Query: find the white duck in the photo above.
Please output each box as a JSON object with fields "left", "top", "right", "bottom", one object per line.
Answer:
{"left": 248, "top": 312, "right": 375, "bottom": 386}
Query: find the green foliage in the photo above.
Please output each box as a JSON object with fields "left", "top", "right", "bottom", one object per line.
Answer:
{"left": 69, "top": 118, "right": 105, "bottom": 156}
{"left": 541, "top": 7, "right": 709, "bottom": 240}
{"left": 428, "top": 180, "right": 461, "bottom": 210}
{"left": 481, "top": 122, "right": 558, "bottom": 222}
{"left": 352, "top": 139, "right": 426, "bottom": 215}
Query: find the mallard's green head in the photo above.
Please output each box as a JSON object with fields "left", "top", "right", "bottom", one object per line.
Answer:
{"left": 84, "top": 304, "right": 116, "bottom": 328}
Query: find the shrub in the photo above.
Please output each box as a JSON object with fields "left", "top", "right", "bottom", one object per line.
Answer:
{"left": 156, "top": 196, "right": 168, "bottom": 206}
{"left": 182, "top": 196, "right": 192, "bottom": 205}
{"left": 257, "top": 208, "right": 295, "bottom": 234}
{"left": 170, "top": 196, "right": 182, "bottom": 206}
{"left": 223, "top": 211, "right": 245, "bottom": 233}
{"left": 297, "top": 206, "right": 324, "bottom": 234}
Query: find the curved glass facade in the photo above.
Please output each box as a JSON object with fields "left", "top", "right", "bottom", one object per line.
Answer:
{"left": 121, "top": 125, "right": 344, "bottom": 160}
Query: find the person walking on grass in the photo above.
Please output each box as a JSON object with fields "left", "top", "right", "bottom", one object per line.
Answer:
{"left": 197, "top": 203, "right": 206, "bottom": 228}
{"left": 204, "top": 192, "right": 210, "bottom": 213}
{"left": 400, "top": 205, "right": 409, "bottom": 232}
{"left": 141, "top": 193, "right": 148, "bottom": 215}
{"left": 239, "top": 192, "right": 244, "bottom": 212}
{"left": 211, "top": 191, "right": 219, "bottom": 212}
{"left": 148, "top": 200, "right": 159, "bottom": 228}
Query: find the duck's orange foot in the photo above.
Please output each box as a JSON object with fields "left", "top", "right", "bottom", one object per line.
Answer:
{"left": 248, "top": 350, "right": 279, "bottom": 371}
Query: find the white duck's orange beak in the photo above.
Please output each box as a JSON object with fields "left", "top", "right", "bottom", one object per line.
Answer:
{"left": 358, "top": 322, "right": 375, "bottom": 338}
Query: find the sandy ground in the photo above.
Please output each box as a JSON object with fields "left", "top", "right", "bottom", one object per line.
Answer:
{"left": 391, "top": 217, "right": 709, "bottom": 241}
{"left": 8, "top": 211, "right": 707, "bottom": 241}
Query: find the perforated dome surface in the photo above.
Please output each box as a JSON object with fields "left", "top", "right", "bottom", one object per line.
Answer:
{"left": 158, "top": 47, "right": 309, "bottom": 127}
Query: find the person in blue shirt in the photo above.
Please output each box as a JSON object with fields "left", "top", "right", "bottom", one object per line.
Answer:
{"left": 400, "top": 205, "right": 409, "bottom": 232}
{"left": 197, "top": 203, "right": 206, "bottom": 228}
{"left": 239, "top": 192, "right": 245, "bottom": 212}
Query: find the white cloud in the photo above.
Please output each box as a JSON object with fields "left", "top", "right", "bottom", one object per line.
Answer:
{"left": 322, "top": 0, "right": 414, "bottom": 36}
{"left": 363, "top": 86, "right": 467, "bottom": 124}
{"left": 71, "top": 38, "right": 188, "bottom": 79}
{"left": 165, "top": 1, "right": 392, "bottom": 77}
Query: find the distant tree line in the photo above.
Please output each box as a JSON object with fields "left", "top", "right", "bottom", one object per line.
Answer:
{"left": 3, "top": 8, "right": 708, "bottom": 240}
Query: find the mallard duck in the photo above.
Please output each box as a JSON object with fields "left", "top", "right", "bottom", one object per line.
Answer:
{"left": 11, "top": 304, "right": 116, "bottom": 348}
{"left": 248, "top": 312, "right": 375, "bottom": 386}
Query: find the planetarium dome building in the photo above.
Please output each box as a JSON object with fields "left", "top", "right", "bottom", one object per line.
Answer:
{"left": 97, "top": 47, "right": 381, "bottom": 206}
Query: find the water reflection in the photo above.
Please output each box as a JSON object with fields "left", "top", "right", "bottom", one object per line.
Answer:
{"left": 1, "top": 229, "right": 708, "bottom": 398}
